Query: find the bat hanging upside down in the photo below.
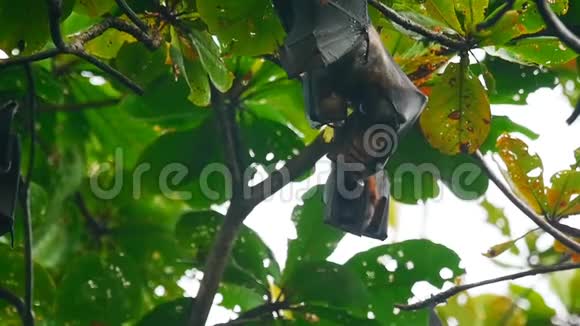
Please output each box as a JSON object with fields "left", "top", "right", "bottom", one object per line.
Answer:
{"left": 272, "top": 0, "right": 427, "bottom": 240}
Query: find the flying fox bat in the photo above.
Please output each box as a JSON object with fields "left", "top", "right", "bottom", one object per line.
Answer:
{"left": 0, "top": 101, "right": 21, "bottom": 244}
{"left": 272, "top": 0, "right": 427, "bottom": 240}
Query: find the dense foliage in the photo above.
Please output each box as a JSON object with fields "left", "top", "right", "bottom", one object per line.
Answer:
{"left": 0, "top": 0, "right": 579, "bottom": 325}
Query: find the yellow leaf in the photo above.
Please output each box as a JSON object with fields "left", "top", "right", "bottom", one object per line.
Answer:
{"left": 420, "top": 57, "right": 491, "bottom": 155}
{"left": 496, "top": 135, "right": 548, "bottom": 214}
{"left": 483, "top": 239, "right": 516, "bottom": 258}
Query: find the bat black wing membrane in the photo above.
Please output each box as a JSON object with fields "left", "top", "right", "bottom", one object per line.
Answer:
{"left": 0, "top": 101, "right": 21, "bottom": 245}
{"left": 273, "top": 0, "right": 370, "bottom": 77}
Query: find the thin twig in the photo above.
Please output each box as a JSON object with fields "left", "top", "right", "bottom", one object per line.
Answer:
{"left": 474, "top": 152, "right": 580, "bottom": 253}
{"left": 217, "top": 301, "right": 291, "bottom": 325}
{"left": 535, "top": 0, "right": 580, "bottom": 53}
{"left": 21, "top": 64, "right": 36, "bottom": 326}
{"left": 114, "top": 0, "right": 150, "bottom": 33}
{"left": 567, "top": 99, "right": 580, "bottom": 125}
{"left": 367, "top": 0, "right": 467, "bottom": 50}
{"left": 476, "top": 0, "right": 515, "bottom": 31}
{"left": 73, "top": 193, "right": 108, "bottom": 238}
{"left": 396, "top": 262, "right": 580, "bottom": 310}
{"left": 0, "top": 287, "right": 27, "bottom": 324}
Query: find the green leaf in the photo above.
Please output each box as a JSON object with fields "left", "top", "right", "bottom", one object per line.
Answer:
{"left": 481, "top": 198, "right": 511, "bottom": 236}
{"left": 509, "top": 284, "right": 556, "bottom": 326}
{"left": 0, "top": 245, "right": 56, "bottom": 324}
{"left": 219, "top": 284, "right": 265, "bottom": 312}
{"left": 480, "top": 115, "right": 539, "bottom": 153}
{"left": 0, "top": 0, "right": 49, "bottom": 54}
{"left": 135, "top": 116, "right": 228, "bottom": 208}
{"left": 189, "top": 30, "right": 234, "bottom": 92}
{"left": 85, "top": 29, "right": 134, "bottom": 59}
{"left": 115, "top": 42, "right": 168, "bottom": 87}
{"left": 283, "top": 261, "right": 371, "bottom": 316}
{"left": 119, "top": 75, "right": 211, "bottom": 130}
{"left": 420, "top": 60, "right": 491, "bottom": 155}
{"left": 493, "top": 37, "right": 579, "bottom": 67}
{"left": 344, "top": 240, "right": 465, "bottom": 324}
{"left": 136, "top": 298, "right": 194, "bottom": 326}
{"left": 455, "top": 0, "right": 488, "bottom": 33}
{"left": 550, "top": 269, "right": 580, "bottom": 314}
{"left": 474, "top": 57, "right": 558, "bottom": 104}
{"left": 185, "top": 58, "right": 212, "bottom": 107}
{"left": 284, "top": 186, "right": 344, "bottom": 278}
{"left": 425, "top": 0, "right": 464, "bottom": 34}
{"left": 74, "top": 0, "right": 114, "bottom": 17}
{"left": 197, "top": 0, "right": 285, "bottom": 56}
{"left": 111, "top": 224, "right": 187, "bottom": 303}
{"left": 496, "top": 135, "right": 548, "bottom": 215}
{"left": 386, "top": 126, "right": 489, "bottom": 203}
{"left": 56, "top": 253, "right": 144, "bottom": 325}
{"left": 240, "top": 108, "right": 305, "bottom": 171}
{"left": 294, "top": 305, "right": 380, "bottom": 326}
{"left": 477, "top": 0, "right": 570, "bottom": 46}
{"left": 175, "top": 211, "right": 280, "bottom": 293}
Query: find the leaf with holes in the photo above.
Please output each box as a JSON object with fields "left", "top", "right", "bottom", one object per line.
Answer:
{"left": 496, "top": 135, "right": 548, "bottom": 215}
{"left": 344, "top": 240, "right": 465, "bottom": 324}
{"left": 55, "top": 253, "right": 144, "bottom": 325}
{"left": 284, "top": 186, "right": 344, "bottom": 278}
{"left": 283, "top": 261, "right": 371, "bottom": 317}
{"left": 510, "top": 284, "right": 556, "bottom": 325}
{"left": 481, "top": 198, "right": 511, "bottom": 236}
{"left": 546, "top": 170, "right": 580, "bottom": 217}
{"left": 420, "top": 60, "right": 491, "bottom": 155}
{"left": 175, "top": 211, "right": 280, "bottom": 295}
{"left": 136, "top": 298, "right": 194, "bottom": 326}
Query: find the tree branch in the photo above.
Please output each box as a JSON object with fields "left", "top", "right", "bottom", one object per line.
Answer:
{"left": 474, "top": 152, "right": 580, "bottom": 253}
{"left": 114, "top": 0, "right": 150, "bottom": 33}
{"left": 249, "top": 134, "right": 331, "bottom": 206}
{"left": 188, "top": 87, "right": 251, "bottom": 325}
{"left": 0, "top": 287, "right": 28, "bottom": 325}
{"left": 535, "top": 0, "right": 580, "bottom": 53}
{"left": 396, "top": 262, "right": 580, "bottom": 310}
{"left": 476, "top": 0, "right": 515, "bottom": 31}
{"left": 367, "top": 0, "right": 468, "bottom": 50}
